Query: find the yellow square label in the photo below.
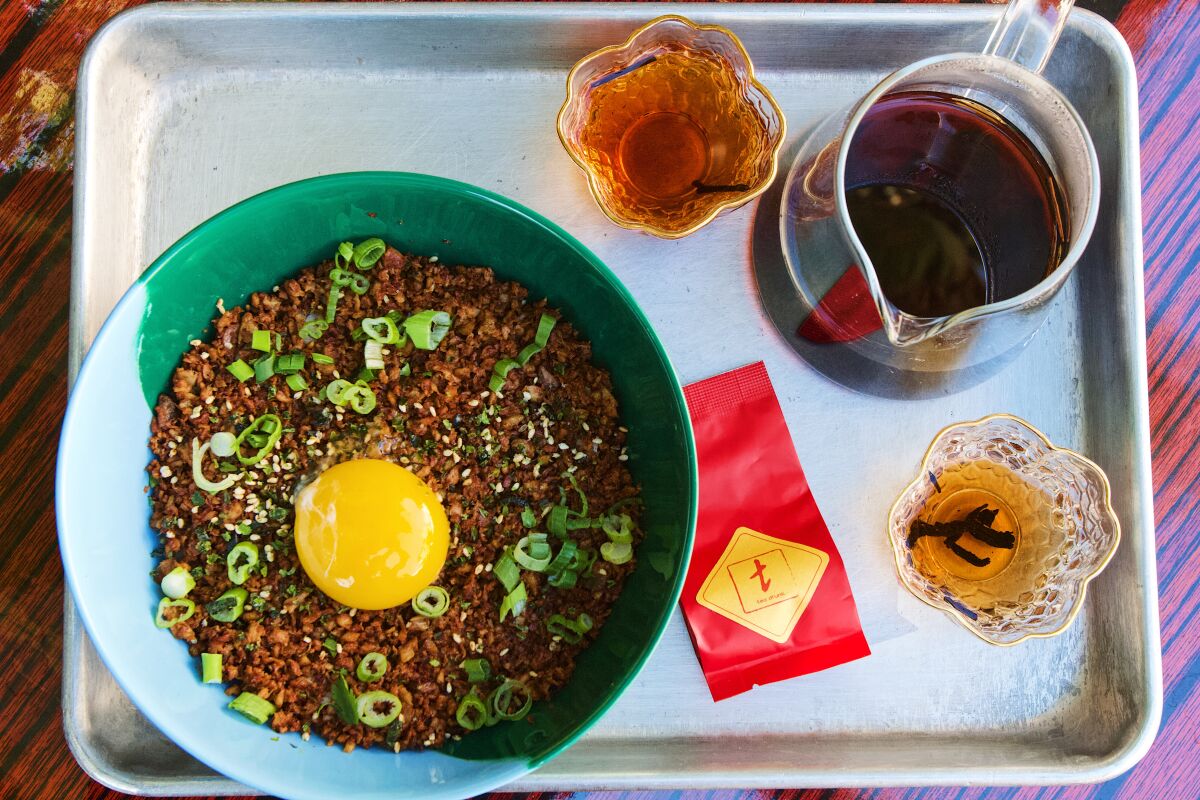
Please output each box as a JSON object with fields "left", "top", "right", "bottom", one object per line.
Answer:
{"left": 697, "top": 527, "right": 829, "bottom": 643}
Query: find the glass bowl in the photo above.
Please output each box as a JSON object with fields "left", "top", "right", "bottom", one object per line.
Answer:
{"left": 887, "top": 414, "right": 1120, "bottom": 646}
{"left": 556, "top": 15, "right": 785, "bottom": 239}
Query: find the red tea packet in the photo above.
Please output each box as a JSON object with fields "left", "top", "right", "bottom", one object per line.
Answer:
{"left": 681, "top": 361, "right": 870, "bottom": 701}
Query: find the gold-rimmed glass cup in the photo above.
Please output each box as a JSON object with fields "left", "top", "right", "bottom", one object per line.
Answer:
{"left": 888, "top": 414, "right": 1120, "bottom": 646}
{"left": 557, "top": 15, "right": 785, "bottom": 239}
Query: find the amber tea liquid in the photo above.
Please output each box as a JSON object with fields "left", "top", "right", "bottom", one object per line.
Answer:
{"left": 911, "top": 460, "right": 1062, "bottom": 610}
{"left": 578, "top": 50, "right": 773, "bottom": 225}
{"left": 845, "top": 91, "right": 1070, "bottom": 318}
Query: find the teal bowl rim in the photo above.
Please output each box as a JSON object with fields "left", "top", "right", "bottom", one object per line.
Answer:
{"left": 56, "top": 171, "right": 698, "bottom": 795}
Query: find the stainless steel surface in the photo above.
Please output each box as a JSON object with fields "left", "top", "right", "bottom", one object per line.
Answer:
{"left": 65, "top": 3, "right": 1160, "bottom": 793}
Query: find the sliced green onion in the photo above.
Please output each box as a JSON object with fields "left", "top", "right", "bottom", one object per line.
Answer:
{"left": 274, "top": 353, "right": 305, "bottom": 374}
{"left": 456, "top": 690, "right": 488, "bottom": 731}
{"left": 499, "top": 582, "right": 527, "bottom": 622}
{"left": 356, "top": 652, "right": 388, "bottom": 682}
{"left": 227, "top": 542, "right": 259, "bottom": 585}
{"left": 353, "top": 237, "right": 386, "bottom": 269}
{"left": 251, "top": 329, "right": 272, "bottom": 352}
{"left": 398, "top": 362, "right": 411, "bottom": 377}
{"left": 330, "top": 267, "right": 353, "bottom": 286}
{"left": 325, "top": 378, "right": 353, "bottom": 405}
{"left": 300, "top": 319, "right": 328, "bottom": 340}
{"left": 354, "top": 367, "right": 377, "bottom": 383}
{"left": 404, "top": 310, "right": 451, "bottom": 350}
{"left": 311, "top": 352, "right": 335, "bottom": 365}
{"left": 348, "top": 272, "right": 370, "bottom": 295}
{"left": 324, "top": 282, "right": 342, "bottom": 324}
{"left": 533, "top": 312, "right": 557, "bottom": 346}
{"left": 601, "top": 540, "right": 632, "bottom": 565}
{"left": 235, "top": 414, "right": 282, "bottom": 465}
{"left": 602, "top": 513, "right": 634, "bottom": 544}
{"left": 547, "top": 504, "right": 568, "bottom": 537}
{"left": 494, "top": 551, "right": 520, "bottom": 592}
{"left": 160, "top": 566, "right": 195, "bottom": 599}
{"left": 571, "top": 547, "right": 597, "bottom": 575}
{"left": 520, "top": 508, "right": 536, "bottom": 528}
{"left": 356, "top": 690, "right": 402, "bottom": 728}
{"left": 514, "top": 534, "right": 552, "bottom": 572}
{"left": 489, "top": 679, "right": 533, "bottom": 721}
{"left": 332, "top": 673, "right": 358, "bottom": 725}
{"left": 412, "top": 585, "right": 450, "bottom": 618}
{"left": 285, "top": 373, "right": 308, "bottom": 392}
{"left": 546, "top": 539, "right": 578, "bottom": 576}
{"left": 547, "top": 568, "right": 577, "bottom": 589}
{"left": 488, "top": 358, "right": 520, "bottom": 394}
{"left": 364, "top": 340, "right": 385, "bottom": 371}
{"left": 192, "top": 437, "right": 238, "bottom": 493}
{"left": 564, "top": 472, "right": 589, "bottom": 517}
{"left": 335, "top": 241, "right": 354, "bottom": 269}
{"left": 206, "top": 587, "right": 249, "bottom": 622}
{"left": 546, "top": 612, "right": 594, "bottom": 644}
{"left": 228, "top": 691, "right": 275, "bottom": 725}
{"left": 154, "top": 597, "right": 195, "bottom": 628}
{"left": 209, "top": 431, "right": 237, "bottom": 458}
{"left": 349, "top": 383, "right": 376, "bottom": 414}
{"left": 227, "top": 359, "right": 253, "bottom": 382}
{"left": 201, "top": 652, "right": 222, "bottom": 684}
{"left": 461, "top": 658, "right": 491, "bottom": 683}
{"left": 253, "top": 354, "right": 275, "bottom": 383}
{"left": 362, "top": 316, "right": 401, "bottom": 344}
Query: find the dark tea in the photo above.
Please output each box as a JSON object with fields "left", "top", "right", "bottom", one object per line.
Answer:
{"left": 844, "top": 91, "right": 1070, "bottom": 318}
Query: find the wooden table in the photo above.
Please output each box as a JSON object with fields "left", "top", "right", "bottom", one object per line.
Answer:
{"left": 1, "top": 0, "right": 1196, "bottom": 798}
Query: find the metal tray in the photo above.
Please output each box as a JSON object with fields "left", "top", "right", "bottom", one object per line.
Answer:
{"left": 65, "top": 3, "right": 1161, "bottom": 792}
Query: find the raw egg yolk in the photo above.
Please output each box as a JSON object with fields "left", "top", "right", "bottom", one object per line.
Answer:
{"left": 295, "top": 459, "right": 449, "bottom": 610}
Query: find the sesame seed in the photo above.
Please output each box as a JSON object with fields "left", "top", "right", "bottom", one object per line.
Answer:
{"left": 336, "top": 643, "right": 343, "bottom": 654}
{"left": 224, "top": 523, "right": 236, "bottom": 531}
{"left": 430, "top": 255, "right": 439, "bottom": 262}
{"left": 582, "top": 422, "right": 590, "bottom": 431}
{"left": 170, "top": 477, "right": 178, "bottom": 485}
{"left": 481, "top": 391, "right": 490, "bottom": 399}
{"left": 499, "top": 648, "right": 509, "bottom": 657}
{"left": 442, "top": 449, "right": 453, "bottom": 458}
{"left": 200, "top": 352, "right": 209, "bottom": 360}
{"left": 189, "top": 339, "right": 202, "bottom": 347}
{"left": 446, "top": 683, "right": 453, "bottom": 693}
{"left": 618, "top": 454, "right": 629, "bottom": 461}
{"left": 250, "top": 533, "right": 261, "bottom": 541}
{"left": 462, "top": 478, "right": 472, "bottom": 486}
{"left": 474, "top": 564, "right": 484, "bottom": 575}
{"left": 558, "top": 442, "right": 569, "bottom": 450}
{"left": 452, "top": 633, "right": 462, "bottom": 644}
{"left": 303, "top": 636, "right": 312, "bottom": 643}
{"left": 190, "top": 506, "right": 199, "bottom": 514}
{"left": 468, "top": 399, "right": 479, "bottom": 408}
{"left": 414, "top": 402, "right": 423, "bottom": 410}
{"left": 592, "top": 438, "right": 603, "bottom": 445}
{"left": 574, "top": 452, "right": 586, "bottom": 460}
{"left": 190, "top": 407, "right": 202, "bottom": 419}
{"left": 165, "top": 531, "right": 175, "bottom": 539}
{"left": 159, "top": 466, "right": 172, "bottom": 478}
{"left": 484, "top": 563, "right": 493, "bottom": 573}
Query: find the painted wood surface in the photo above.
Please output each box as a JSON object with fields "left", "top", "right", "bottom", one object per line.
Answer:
{"left": 0, "top": 1, "right": 1195, "bottom": 798}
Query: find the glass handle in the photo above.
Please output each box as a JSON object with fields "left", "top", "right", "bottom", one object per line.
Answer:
{"left": 983, "top": 0, "right": 1075, "bottom": 74}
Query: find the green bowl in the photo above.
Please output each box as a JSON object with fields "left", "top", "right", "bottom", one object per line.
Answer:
{"left": 57, "top": 172, "right": 697, "bottom": 799}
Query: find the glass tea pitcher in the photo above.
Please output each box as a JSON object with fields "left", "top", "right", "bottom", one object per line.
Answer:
{"left": 780, "top": 0, "right": 1099, "bottom": 375}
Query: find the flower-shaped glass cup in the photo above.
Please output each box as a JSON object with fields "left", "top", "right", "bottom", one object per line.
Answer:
{"left": 888, "top": 414, "right": 1120, "bottom": 646}
{"left": 557, "top": 15, "right": 785, "bottom": 239}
